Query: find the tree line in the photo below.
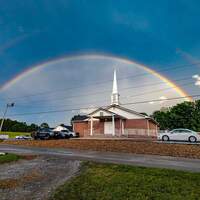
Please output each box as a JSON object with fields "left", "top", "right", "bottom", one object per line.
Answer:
{"left": 0, "top": 119, "right": 49, "bottom": 132}
{"left": 152, "top": 100, "right": 200, "bottom": 131}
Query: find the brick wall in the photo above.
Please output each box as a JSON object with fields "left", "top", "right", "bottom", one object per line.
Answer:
{"left": 124, "top": 119, "right": 147, "bottom": 129}
{"left": 89, "top": 120, "right": 104, "bottom": 135}
{"left": 124, "top": 119, "right": 157, "bottom": 130}
{"left": 149, "top": 120, "right": 158, "bottom": 130}
{"left": 73, "top": 122, "right": 88, "bottom": 137}
{"left": 74, "top": 119, "right": 158, "bottom": 137}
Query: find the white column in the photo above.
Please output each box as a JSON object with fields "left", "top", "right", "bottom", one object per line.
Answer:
{"left": 90, "top": 116, "right": 93, "bottom": 136}
{"left": 147, "top": 119, "right": 150, "bottom": 136}
{"left": 122, "top": 120, "right": 125, "bottom": 135}
{"left": 155, "top": 124, "right": 158, "bottom": 137}
{"left": 112, "top": 114, "right": 115, "bottom": 136}
{"left": 119, "top": 119, "right": 121, "bottom": 136}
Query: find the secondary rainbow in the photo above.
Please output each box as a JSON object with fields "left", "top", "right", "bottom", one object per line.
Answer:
{"left": 0, "top": 54, "right": 192, "bottom": 101}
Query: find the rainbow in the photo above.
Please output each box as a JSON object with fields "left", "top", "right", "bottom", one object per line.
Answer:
{"left": 0, "top": 54, "right": 192, "bottom": 101}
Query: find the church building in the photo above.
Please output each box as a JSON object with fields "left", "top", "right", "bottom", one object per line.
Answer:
{"left": 72, "top": 70, "right": 159, "bottom": 138}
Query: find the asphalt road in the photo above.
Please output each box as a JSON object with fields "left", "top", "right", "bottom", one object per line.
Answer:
{"left": 1, "top": 144, "right": 200, "bottom": 172}
{"left": 157, "top": 140, "right": 200, "bottom": 145}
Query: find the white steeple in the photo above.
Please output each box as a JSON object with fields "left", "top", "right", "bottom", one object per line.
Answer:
{"left": 111, "top": 69, "right": 120, "bottom": 105}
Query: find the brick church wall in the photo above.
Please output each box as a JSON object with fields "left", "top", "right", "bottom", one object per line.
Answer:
{"left": 73, "top": 118, "right": 158, "bottom": 137}
{"left": 124, "top": 119, "right": 147, "bottom": 129}
{"left": 73, "top": 122, "right": 88, "bottom": 137}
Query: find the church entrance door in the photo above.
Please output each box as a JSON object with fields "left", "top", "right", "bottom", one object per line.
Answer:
{"left": 104, "top": 122, "right": 113, "bottom": 134}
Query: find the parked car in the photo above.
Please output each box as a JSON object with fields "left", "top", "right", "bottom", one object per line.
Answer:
{"left": 33, "top": 128, "right": 54, "bottom": 140}
{"left": 158, "top": 129, "right": 200, "bottom": 143}
{"left": 53, "top": 130, "right": 70, "bottom": 139}
{"left": 55, "top": 130, "right": 78, "bottom": 138}
{"left": 15, "top": 135, "right": 32, "bottom": 140}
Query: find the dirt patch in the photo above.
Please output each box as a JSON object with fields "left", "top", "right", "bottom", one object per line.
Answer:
{"left": 3, "top": 139, "right": 200, "bottom": 159}
{"left": 0, "top": 170, "right": 41, "bottom": 189}
{"left": 0, "top": 178, "right": 18, "bottom": 189}
{"left": 0, "top": 155, "right": 81, "bottom": 200}
{"left": 21, "top": 154, "right": 38, "bottom": 160}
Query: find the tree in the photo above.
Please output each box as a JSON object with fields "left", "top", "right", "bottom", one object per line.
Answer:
{"left": 0, "top": 118, "right": 39, "bottom": 132}
{"left": 27, "top": 123, "right": 39, "bottom": 132}
{"left": 140, "top": 112, "right": 148, "bottom": 116}
{"left": 40, "top": 122, "right": 49, "bottom": 129}
{"left": 70, "top": 115, "right": 88, "bottom": 125}
{"left": 152, "top": 100, "right": 200, "bottom": 132}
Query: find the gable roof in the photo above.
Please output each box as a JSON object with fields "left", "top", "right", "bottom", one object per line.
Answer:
{"left": 106, "top": 105, "right": 148, "bottom": 118}
{"left": 88, "top": 107, "right": 127, "bottom": 119}
{"left": 106, "top": 105, "right": 159, "bottom": 124}
{"left": 88, "top": 107, "right": 114, "bottom": 116}
{"left": 73, "top": 105, "right": 158, "bottom": 125}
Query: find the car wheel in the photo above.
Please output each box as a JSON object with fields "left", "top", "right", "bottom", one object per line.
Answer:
{"left": 189, "top": 136, "right": 197, "bottom": 143}
{"left": 70, "top": 134, "right": 73, "bottom": 138}
{"left": 162, "top": 135, "right": 169, "bottom": 141}
{"left": 45, "top": 134, "right": 50, "bottom": 140}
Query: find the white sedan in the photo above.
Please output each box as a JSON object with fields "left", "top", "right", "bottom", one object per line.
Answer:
{"left": 57, "top": 130, "right": 78, "bottom": 138}
{"left": 15, "top": 136, "right": 32, "bottom": 140}
{"left": 158, "top": 129, "right": 200, "bottom": 143}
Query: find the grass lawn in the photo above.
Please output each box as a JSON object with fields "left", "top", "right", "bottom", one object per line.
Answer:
{"left": 0, "top": 153, "right": 21, "bottom": 164}
{"left": 1, "top": 132, "right": 31, "bottom": 138}
{"left": 51, "top": 162, "right": 200, "bottom": 200}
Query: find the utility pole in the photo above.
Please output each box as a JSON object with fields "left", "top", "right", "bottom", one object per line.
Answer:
{"left": 0, "top": 103, "right": 15, "bottom": 133}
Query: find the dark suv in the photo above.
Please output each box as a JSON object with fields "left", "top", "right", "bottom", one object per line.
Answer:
{"left": 33, "top": 128, "right": 54, "bottom": 140}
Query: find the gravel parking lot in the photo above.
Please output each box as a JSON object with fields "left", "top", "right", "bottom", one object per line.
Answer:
{"left": 0, "top": 155, "right": 80, "bottom": 200}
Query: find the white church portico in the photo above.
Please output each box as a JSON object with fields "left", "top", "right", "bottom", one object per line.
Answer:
{"left": 73, "top": 70, "right": 159, "bottom": 138}
{"left": 88, "top": 107, "right": 126, "bottom": 137}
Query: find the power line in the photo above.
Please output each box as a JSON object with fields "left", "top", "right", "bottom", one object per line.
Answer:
{"left": 8, "top": 94, "right": 200, "bottom": 117}
{"left": 121, "top": 95, "right": 200, "bottom": 106}
{"left": 127, "top": 81, "right": 194, "bottom": 99}
{"left": 10, "top": 76, "right": 194, "bottom": 106}
{"left": 14, "top": 80, "right": 194, "bottom": 109}
{"left": 1, "top": 61, "right": 199, "bottom": 102}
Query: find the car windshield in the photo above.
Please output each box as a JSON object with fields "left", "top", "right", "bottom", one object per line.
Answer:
{"left": 40, "top": 128, "right": 50, "bottom": 132}
{"left": 170, "top": 129, "right": 193, "bottom": 134}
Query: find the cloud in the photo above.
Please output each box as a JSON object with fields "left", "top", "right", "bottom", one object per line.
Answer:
{"left": 159, "top": 96, "right": 167, "bottom": 104}
{"left": 195, "top": 81, "right": 200, "bottom": 86}
{"left": 192, "top": 74, "right": 199, "bottom": 79}
{"left": 149, "top": 101, "right": 155, "bottom": 105}
{"left": 80, "top": 107, "right": 96, "bottom": 114}
{"left": 0, "top": 30, "right": 41, "bottom": 55}
{"left": 113, "top": 12, "right": 150, "bottom": 31}
{"left": 148, "top": 96, "right": 167, "bottom": 105}
{"left": 192, "top": 74, "right": 200, "bottom": 87}
{"left": 176, "top": 49, "right": 200, "bottom": 67}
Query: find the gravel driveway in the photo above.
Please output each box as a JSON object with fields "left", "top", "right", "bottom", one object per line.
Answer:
{"left": 0, "top": 155, "right": 81, "bottom": 200}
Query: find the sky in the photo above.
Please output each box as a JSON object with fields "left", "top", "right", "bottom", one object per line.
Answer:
{"left": 0, "top": 0, "right": 200, "bottom": 126}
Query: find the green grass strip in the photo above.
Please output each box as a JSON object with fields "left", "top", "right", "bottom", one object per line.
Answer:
{"left": 51, "top": 162, "right": 200, "bottom": 200}
{"left": 0, "top": 153, "right": 21, "bottom": 164}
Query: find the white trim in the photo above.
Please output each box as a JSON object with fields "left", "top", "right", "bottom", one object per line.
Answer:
{"left": 147, "top": 119, "right": 150, "bottom": 136}
{"left": 112, "top": 114, "right": 115, "bottom": 136}
{"left": 90, "top": 117, "right": 93, "bottom": 136}
{"left": 155, "top": 124, "right": 158, "bottom": 136}
{"left": 122, "top": 120, "right": 125, "bottom": 135}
